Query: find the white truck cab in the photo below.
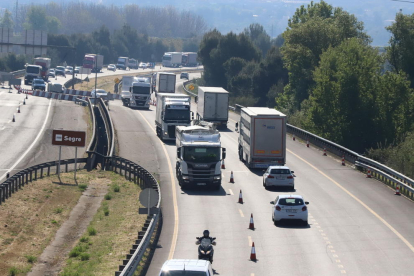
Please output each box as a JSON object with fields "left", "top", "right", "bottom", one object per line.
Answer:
{"left": 159, "top": 259, "right": 213, "bottom": 276}
{"left": 129, "top": 77, "right": 152, "bottom": 109}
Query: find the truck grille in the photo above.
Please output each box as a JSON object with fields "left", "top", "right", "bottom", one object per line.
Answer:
{"left": 187, "top": 163, "right": 216, "bottom": 181}
{"left": 168, "top": 125, "right": 176, "bottom": 138}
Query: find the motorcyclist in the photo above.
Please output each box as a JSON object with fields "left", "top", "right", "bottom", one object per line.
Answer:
{"left": 197, "top": 230, "right": 213, "bottom": 243}
{"left": 196, "top": 230, "right": 216, "bottom": 263}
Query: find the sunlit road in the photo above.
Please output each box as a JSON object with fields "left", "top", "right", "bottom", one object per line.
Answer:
{"left": 110, "top": 74, "right": 414, "bottom": 275}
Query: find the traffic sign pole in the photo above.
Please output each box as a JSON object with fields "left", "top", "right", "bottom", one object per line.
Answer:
{"left": 58, "top": 146, "right": 61, "bottom": 178}
{"left": 74, "top": 147, "right": 78, "bottom": 181}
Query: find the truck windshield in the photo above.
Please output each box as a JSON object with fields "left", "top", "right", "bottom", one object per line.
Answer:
{"left": 118, "top": 59, "right": 125, "bottom": 64}
{"left": 160, "top": 271, "right": 206, "bottom": 276}
{"left": 132, "top": 86, "right": 150, "bottom": 95}
{"left": 83, "top": 60, "right": 94, "bottom": 65}
{"left": 164, "top": 106, "right": 190, "bottom": 121}
{"left": 183, "top": 147, "right": 220, "bottom": 163}
{"left": 26, "top": 67, "right": 40, "bottom": 73}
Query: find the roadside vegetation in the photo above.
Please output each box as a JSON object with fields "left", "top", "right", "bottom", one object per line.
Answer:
{"left": 198, "top": 1, "right": 414, "bottom": 178}
{"left": 0, "top": 170, "right": 145, "bottom": 276}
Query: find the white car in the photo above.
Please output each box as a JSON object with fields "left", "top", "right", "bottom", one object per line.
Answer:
{"left": 271, "top": 195, "right": 309, "bottom": 226}
{"left": 65, "top": 66, "right": 73, "bottom": 74}
{"left": 159, "top": 259, "right": 213, "bottom": 276}
{"left": 91, "top": 89, "right": 108, "bottom": 99}
{"left": 263, "top": 165, "right": 295, "bottom": 190}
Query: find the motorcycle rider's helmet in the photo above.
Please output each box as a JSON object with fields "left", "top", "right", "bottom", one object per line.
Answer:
{"left": 203, "top": 230, "right": 210, "bottom": 238}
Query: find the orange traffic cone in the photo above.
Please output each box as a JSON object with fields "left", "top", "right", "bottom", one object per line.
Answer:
{"left": 323, "top": 148, "right": 327, "bottom": 156}
{"left": 342, "top": 156, "right": 345, "bottom": 166}
{"left": 366, "top": 169, "right": 372, "bottom": 178}
{"left": 230, "top": 171, "right": 234, "bottom": 183}
{"left": 12, "top": 114, "right": 15, "bottom": 122}
{"left": 238, "top": 189, "right": 243, "bottom": 204}
{"left": 250, "top": 242, "right": 257, "bottom": 261}
{"left": 17, "top": 106, "right": 20, "bottom": 113}
{"left": 221, "top": 159, "right": 226, "bottom": 169}
{"left": 23, "top": 99, "right": 26, "bottom": 105}
{"left": 26, "top": 94, "right": 28, "bottom": 99}
{"left": 249, "top": 214, "right": 255, "bottom": 230}
{"left": 395, "top": 185, "right": 401, "bottom": 196}
{"left": 306, "top": 140, "right": 309, "bottom": 148}
{"left": 293, "top": 134, "right": 295, "bottom": 141}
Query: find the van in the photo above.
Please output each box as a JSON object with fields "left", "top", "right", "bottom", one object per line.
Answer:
{"left": 159, "top": 259, "right": 213, "bottom": 276}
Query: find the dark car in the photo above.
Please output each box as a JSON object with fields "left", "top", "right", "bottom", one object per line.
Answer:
{"left": 32, "top": 78, "right": 46, "bottom": 91}
{"left": 55, "top": 66, "right": 66, "bottom": 77}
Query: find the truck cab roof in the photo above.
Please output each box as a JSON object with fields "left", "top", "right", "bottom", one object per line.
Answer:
{"left": 176, "top": 126, "right": 221, "bottom": 146}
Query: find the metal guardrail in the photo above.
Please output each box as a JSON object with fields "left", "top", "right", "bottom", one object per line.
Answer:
{"left": 0, "top": 158, "right": 88, "bottom": 204}
{"left": 10, "top": 69, "right": 25, "bottom": 78}
{"left": 98, "top": 97, "right": 115, "bottom": 157}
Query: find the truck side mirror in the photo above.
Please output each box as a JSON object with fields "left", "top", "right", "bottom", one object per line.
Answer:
{"left": 177, "top": 148, "right": 181, "bottom": 159}
{"left": 129, "top": 87, "right": 132, "bottom": 92}
{"left": 222, "top": 148, "right": 226, "bottom": 160}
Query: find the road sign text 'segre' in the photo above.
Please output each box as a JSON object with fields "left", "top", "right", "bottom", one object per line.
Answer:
{"left": 52, "top": 130, "right": 86, "bottom": 147}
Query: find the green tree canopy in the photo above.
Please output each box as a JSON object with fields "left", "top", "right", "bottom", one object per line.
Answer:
{"left": 0, "top": 9, "right": 14, "bottom": 29}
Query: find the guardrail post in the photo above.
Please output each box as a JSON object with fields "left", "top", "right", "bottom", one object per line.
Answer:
{"left": 25, "top": 170, "right": 28, "bottom": 185}
{"left": 0, "top": 185, "right": 4, "bottom": 204}
{"left": 128, "top": 163, "right": 132, "bottom": 181}
{"left": 47, "top": 164, "right": 51, "bottom": 176}
{"left": 65, "top": 161, "right": 69, "bottom": 173}
{"left": 133, "top": 165, "right": 137, "bottom": 184}
{"left": 34, "top": 167, "right": 38, "bottom": 181}
{"left": 40, "top": 166, "right": 44, "bottom": 178}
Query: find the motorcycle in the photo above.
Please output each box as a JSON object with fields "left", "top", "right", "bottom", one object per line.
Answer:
{"left": 196, "top": 236, "right": 216, "bottom": 263}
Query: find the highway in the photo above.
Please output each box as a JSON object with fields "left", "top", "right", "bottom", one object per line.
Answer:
{"left": 6, "top": 66, "right": 414, "bottom": 275}
{"left": 109, "top": 72, "right": 414, "bottom": 275}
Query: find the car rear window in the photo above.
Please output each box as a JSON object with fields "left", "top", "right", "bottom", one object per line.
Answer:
{"left": 270, "top": 169, "right": 290, "bottom": 174}
{"left": 278, "top": 198, "right": 304, "bottom": 206}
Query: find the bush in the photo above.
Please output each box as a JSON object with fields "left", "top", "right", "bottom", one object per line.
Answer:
{"left": 9, "top": 267, "right": 18, "bottom": 276}
{"left": 113, "top": 184, "right": 120, "bottom": 192}
{"left": 80, "top": 236, "right": 89, "bottom": 243}
{"left": 104, "top": 194, "right": 112, "bottom": 200}
{"left": 87, "top": 226, "right": 97, "bottom": 236}
{"left": 54, "top": 207, "right": 63, "bottom": 214}
{"left": 80, "top": 253, "right": 90, "bottom": 261}
{"left": 51, "top": 219, "right": 58, "bottom": 224}
{"left": 104, "top": 209, "right": 109, "bottom": 216}
{"left": 26, "top": 255, "right": 37, "bottom": 263}
{"left": 78, "top": 184, "right": 88, "bottom": 192}
{"left": 69, "top": 244, "right": 88, "bottom": 258}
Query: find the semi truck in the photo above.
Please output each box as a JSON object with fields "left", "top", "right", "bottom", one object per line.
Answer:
{"left": 196, "top": 87, "right": 229, "bottom": 129}
{"left": 83, "top": 54, "right": 104, "bottom": 72}
{"left": 182, "top": 52, "right": 197, "bottom": 67}
{"left": 238, "top": 107, "right": 287, "bottom": 168}
{"left": 128, "top": 58, "right": 138, "bottom": 69}
{"left": 33, "top": 57, "right": 51, "bottom": 81}
{"left": 117, "top": 57, "right": 129, "bottom": 70}
{"left": 175, "top": 123, "right": 226, "bottom": 190}
{"left": 156, "top": 72, "right": 176, "bottom": 94}
{"left": 129, "top": 76, "right": 152, "bottom": 109}
{"left": 155, "top": 93, "right": 191, "bottom": 141}
{"left": 162, "top": 52, "right": 182, "bottom": 67}
{"left": 121, "top": 76, "right": 135, "bottom": 106}
{"left": 24, "top": 65, "right": 42, "bottom": 85}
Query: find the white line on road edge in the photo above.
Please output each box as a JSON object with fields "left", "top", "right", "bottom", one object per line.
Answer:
{"left": 0, "top": 99, "right": 52, "bottom": 182}
{"left": 239, "top": 209, "right": 245, "bottom": 218}
{"left": 288, "top": 149, "right": 414, "bottom": 254}
{"left": 136, "top": 110, "right": 179, "bottom": 260}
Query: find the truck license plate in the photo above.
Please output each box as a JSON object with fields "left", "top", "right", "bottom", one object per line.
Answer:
{"left": 197, "top": 183, "right": 207, "bottom": 186}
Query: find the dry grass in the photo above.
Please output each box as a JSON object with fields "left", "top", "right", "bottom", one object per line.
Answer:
{"left": 60, "top": 171, "right": 146, "bottom": 276}
{"left": 0, "top": 172, "right": 89, "bottom": 275}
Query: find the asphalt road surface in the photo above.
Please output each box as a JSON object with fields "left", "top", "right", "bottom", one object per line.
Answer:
{"left": 109, "top": 74, "right": 414, "bottom": 276}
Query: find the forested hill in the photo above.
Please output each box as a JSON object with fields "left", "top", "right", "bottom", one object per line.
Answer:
{"left": 4, "top": 0, "right": 414, "bottom": 45}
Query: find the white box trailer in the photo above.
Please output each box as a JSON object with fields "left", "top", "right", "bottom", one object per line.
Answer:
{"left": 238, "top": 107, "right": 287, "bottom": 168}
{"left": 157, "top": 72, "right": 176, "bottom": 94}
{"left": 196, "top": 87, "right": 229, "bottom": 128}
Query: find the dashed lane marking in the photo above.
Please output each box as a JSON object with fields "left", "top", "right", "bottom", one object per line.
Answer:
{"left": 228, "top": 189, "right": 234, "bottom": 195}
{"left": 248, "top": 236, "right": 252, "bottom": 246}
{"left": 288, "top": 149, "right": 414, "bottom": 253}
{"left": 239, "top": 209, "right": 245, "bottom": 218}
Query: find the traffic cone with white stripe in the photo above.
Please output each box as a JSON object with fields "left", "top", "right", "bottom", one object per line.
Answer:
{"left": 23, "top": 99, "right": 26, "bottom": 105}
{"left": 12, "top": 114, "right": 15, "bottom": 122}
{"left": 250, "top": 242, "right": 257, "bottom": 261}
{"left": 395, "top": 185, "right": 401, "bottom": 196}
{"left": 221, "top": 159, "right": 226, "bottom": 169}
{"left": 323, "top": 148, "right": 327, "bottom": 156}
{"left": 238, "top": 189, "right": 243, "bottom": 204}
{"left": 249, "top": 214, "right": 255, "bottom": 230}
{"left": 366, "top": 169, "right": 372, "bottom": 178}
{"left": 26, "top": 94, "right": 28, "bottom": 99}
{"left": 17, "top": 106, "right": 20, "bottom": 113}
{"left": 293, "top": 134, "right": 295, "bottom": 141}
{"left": 306, "top": 140, "right": 309, "bottom": 148}
{"left": 230, "top": 171, "right": 234, "bottom": 183}
{"left": 342, "top": 156, "right": 345, "bottom": 166}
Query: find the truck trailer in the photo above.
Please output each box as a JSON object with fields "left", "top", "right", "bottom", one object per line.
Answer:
{"left": 162, "top": 52, "right": 182, "bottom": 67}
{"left": 175, "top": 123, "right": 226, "bottom": 190}
{"left": 33, "top": 57, "right": 51, "bottom": 81}
{"left": 196, "top": 87, "right": 229, "bottom": 129}
{"left": 238, "top": 107, "right": 287, "bottom": 168}
{"left": 83, "top": 54, "right": 103, "bottom": 72}
{"left": 182, "top": 52, "right": 197, "bottom": 67}
{"left": 121, "top": 76, "right": 135, "bottom": 106}
{"left": 117, "top": 57, "right": 129, "bottom": 70}
{"left": 155, "top": 93, "right": 191, "bottom": 141}
{"left": 156, "top": 72, "right": 176, "bottom": 94}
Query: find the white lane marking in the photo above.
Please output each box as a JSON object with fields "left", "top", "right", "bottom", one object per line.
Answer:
{"left": 248, "top": 236, "right": 252, "bottom": 246}
{"left": 136, "top": 110, "right": 179, "bottom": 260}
{"left": 0, "top": 99, "right": 52, "bottom": 182}
{"left": 239, "top": 209, "right": 245, "bottom": 218}
{"left": 288, "top": 149, "right": 414, "bottom": 253}
{"left": 228, "top": 189, "right": 234, "bottom": 195}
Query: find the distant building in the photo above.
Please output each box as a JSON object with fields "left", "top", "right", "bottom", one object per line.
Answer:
{"left": 0, "top": 28, "right": 48, "bottom": 57}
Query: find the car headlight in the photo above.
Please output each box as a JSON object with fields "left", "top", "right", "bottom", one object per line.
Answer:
{"left": 206, "top": 250, "right": 211, "bottom": 254}
{"left": 214, "top": 176, "right": 221, "bottom": 180}
{"left": 164, "top": 131, "right": 168, "bottom": 135}
{"left": 182, "top": 176, "right": 189, "bottom": 180}
{"left": 200, "top": 250, "right": 205, "bottom": 254}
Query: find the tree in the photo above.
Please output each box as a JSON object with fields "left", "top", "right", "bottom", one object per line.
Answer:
{"left": 306, "top": 38, "right": 382, "bottom": 152}
{"left": 0, "top": 9, "right": 14, "bottom": 29}
{"left": 47, "top": 16, "right": 61, "bottom": 34}
{"left": 24, "top": 6, "right": 48, "bottom": 31}
{"left": 243, "top": 23, "right": 271, "bottom": 57}
{"left": 281, "top": 0, "right": 370, "bottom": 110}
{"left": 386, "top": 12, "right": 414, "bottom": 87}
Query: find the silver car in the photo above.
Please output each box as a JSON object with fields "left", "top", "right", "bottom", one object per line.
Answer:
{"left": 263, "top": 165, "right": 295, "bottom": 190}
